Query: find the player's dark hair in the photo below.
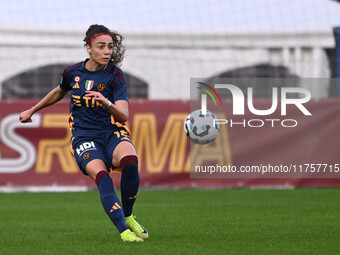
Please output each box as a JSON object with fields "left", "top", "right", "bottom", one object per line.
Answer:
{"left": 84, "top": 24, "right": 125, "bottom": 66}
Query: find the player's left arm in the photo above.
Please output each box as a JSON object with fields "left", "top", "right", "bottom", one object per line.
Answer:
{"left": 107, "top": 99, "right": 129, "bottom": 122}
{"left": 85, "top": 91, "right": 129, "bottom": 122}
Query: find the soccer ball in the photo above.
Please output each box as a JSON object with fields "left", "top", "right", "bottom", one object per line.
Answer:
{"left": 184, "top": 109, "right": 220, "bottom": 144}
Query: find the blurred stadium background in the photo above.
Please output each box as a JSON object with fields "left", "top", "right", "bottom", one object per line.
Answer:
{"left": 0, "top": 0, "right": 340, "bottom": 187}
{"left": 0, "top": 0, "right": 339, "bottom": 190}
{"left": 0, "top": 0, "right": 339, "bottom": 100}
{"left": 0, "top": 1, "right": 340, "bottom": 254}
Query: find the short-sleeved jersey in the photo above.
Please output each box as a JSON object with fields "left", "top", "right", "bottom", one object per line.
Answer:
{"left": 59, "top": 59, "right": 129, "bottom": 135}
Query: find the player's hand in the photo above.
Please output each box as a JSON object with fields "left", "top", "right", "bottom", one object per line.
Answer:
{"left": 85, "top": 91, "right": 110, "bottom": 107}
{"left": 19, "top": 109, "right": 33, "bottom": 123}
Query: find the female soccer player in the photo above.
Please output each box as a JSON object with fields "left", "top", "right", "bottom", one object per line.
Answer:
{"left": 19, "top": 24, "right": 148, "bottom": 242}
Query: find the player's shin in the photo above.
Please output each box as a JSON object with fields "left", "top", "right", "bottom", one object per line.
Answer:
{"left": 95, "top": 170, "right": 128, "bottom": 233}
{"left": 120, "top": 155, "right": 140, "bottom": 217}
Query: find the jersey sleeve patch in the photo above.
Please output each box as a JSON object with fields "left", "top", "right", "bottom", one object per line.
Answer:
{"left": 59, "top": 62, "right": 83, "bottom": 91}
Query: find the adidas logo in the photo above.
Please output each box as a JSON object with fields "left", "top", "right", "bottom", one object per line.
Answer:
{"left": 128, "top": 193, "right": 138, "bottom": 200}
{"left": 73, "top": 83, "right": 80, "bottom": 89}
{"left": 110, "top": 202, "right": 122, "bottom": 213}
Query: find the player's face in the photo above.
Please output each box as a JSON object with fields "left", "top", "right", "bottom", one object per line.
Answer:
{"left": 87, "top": 35, "right": 113, "bottom": 66}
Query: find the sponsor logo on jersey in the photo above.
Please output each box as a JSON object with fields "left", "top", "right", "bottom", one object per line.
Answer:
{"left": 97, "top": 83, "right": 106, "bottom": 92}
{"left": 85, "top": 80, "right": 94, "bottom": 90}
{"left": 72, "top": 83, "right": 80, "bottom": 89}
{"left": 76, "top": 141, "right": 96, "bottom": 156}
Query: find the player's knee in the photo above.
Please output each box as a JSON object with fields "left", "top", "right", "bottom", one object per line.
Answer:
{"left": 86, "top": 159, "right": 108, "bottom": 180}
{"left": 120, "top": 155, "right": 140, "bottom": 183}
{"left": 120, "top": 155, "right": 138, "bottom": 168}
{"left": 95, "top": 170, "right": 110, "bottom": 186}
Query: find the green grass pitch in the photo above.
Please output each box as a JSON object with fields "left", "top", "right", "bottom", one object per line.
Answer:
{"left": 0, "top": 188, "right": 339, "bottom": 255}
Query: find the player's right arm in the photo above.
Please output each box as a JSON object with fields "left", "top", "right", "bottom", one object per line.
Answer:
{"left": 19, "top": 86, "right": 68, "bottom": 123}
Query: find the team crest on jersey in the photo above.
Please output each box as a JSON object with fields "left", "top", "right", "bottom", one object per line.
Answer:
{"left": 74, "top": 76, "right": 80, "bottom": 82}
{"left": 83, "top": 152, "right": 91, "bottom": 160}
{"left": 85, "top": 80, "right": 94, "bottom": 90}
{"left": 97, "top": 83, "right": 106, "bottom": 92}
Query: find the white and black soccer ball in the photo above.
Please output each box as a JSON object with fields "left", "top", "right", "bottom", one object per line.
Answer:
{"left": 184, "top": 110, "right": 220, "bottom": 145}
